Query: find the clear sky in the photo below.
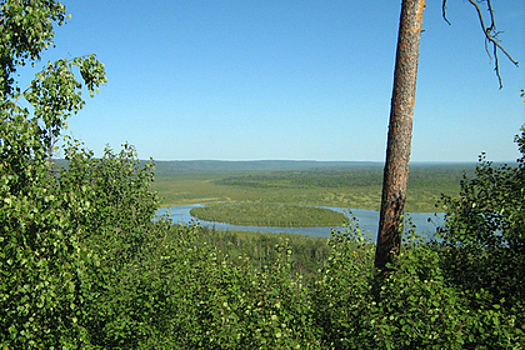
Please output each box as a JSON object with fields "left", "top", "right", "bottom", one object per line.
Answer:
{"left": 23, "top": 1, "right": 525, "bottom": 162}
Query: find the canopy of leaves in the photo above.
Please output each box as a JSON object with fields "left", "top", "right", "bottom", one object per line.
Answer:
{"left": 0, "top": 0, "right": 68, "bottom": 97}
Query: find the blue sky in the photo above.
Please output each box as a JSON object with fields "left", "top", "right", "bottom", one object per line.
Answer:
{"left": 23, "top": 1, "right": 524, "bottom": 162}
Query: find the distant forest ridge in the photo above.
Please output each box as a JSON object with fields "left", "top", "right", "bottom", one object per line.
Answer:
{"left": 149, "top": 159, "right": 486, "bottom": 174}
{"left": 151, "top": 160, "right": 382, "bottom": 173}
{"left": 53, "top": 158, "right": 508, "bottom": 174}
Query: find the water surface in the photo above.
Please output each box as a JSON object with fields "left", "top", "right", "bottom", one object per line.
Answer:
{"left": 156, "top": 205, "right": 445, "bottom": 240}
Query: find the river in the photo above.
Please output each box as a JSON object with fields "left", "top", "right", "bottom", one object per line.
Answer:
{"left": 156, "top": 204, "right": 445, "bottom": 240}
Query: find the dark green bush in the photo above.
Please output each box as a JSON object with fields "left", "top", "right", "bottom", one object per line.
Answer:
{"left": 436, "top": 125, "right": 525, "bottom": 348}
{"left": 438, "top": 137, "right": 525, "bottom": 307}
{"left": 92, "top": 222, "right": 322, "bottom": 349}
{"left": 313, "top": 215, "right": 524, "bottom": 349}
{"left": 58, "top": 140, "right": 161, "bottom": 348}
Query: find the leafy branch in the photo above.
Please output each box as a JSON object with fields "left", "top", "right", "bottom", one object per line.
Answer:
{"left": 13, "top": 54, "right": 106, "bottom": 102}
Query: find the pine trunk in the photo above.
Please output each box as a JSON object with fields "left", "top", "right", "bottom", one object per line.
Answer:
{"left": 375, "top": 0, "right": 425, "bottom": 273}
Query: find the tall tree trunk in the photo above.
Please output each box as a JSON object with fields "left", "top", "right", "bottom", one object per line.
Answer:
{"left": 375, "top": 0, "right": 425, "bottom": 274}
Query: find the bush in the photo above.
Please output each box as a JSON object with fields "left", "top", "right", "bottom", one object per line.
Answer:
{"left": 96, "top": 222, "right": 322, "bottom": 349}
{"left": 313, "top": 215, "right": 524, "bottom": 349}
{"left": 436, "top": 125, "right": 525, "bottom": 348}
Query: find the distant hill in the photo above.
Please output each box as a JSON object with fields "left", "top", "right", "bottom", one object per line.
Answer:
{"left": 51, "top": 158, "right": 383, "bottom": 172}
{"left": 52, "top": 158, "right": 490, "bottom": 176}
{"left": 151, "top": 160, "right": 383, "bottom": 174}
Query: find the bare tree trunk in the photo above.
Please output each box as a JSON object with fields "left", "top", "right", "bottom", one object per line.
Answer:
{"left": 375, "top": 0, "right": 425, "bottom": 274}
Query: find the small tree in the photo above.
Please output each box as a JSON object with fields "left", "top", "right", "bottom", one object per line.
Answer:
{"left": 0, "top": 1, "right": 107, "bottom": 348}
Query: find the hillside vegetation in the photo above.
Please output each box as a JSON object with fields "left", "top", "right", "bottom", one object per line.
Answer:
{"left": 4, "top": 121, "right": 524, "bottom": 348}
{"left": 1, "top": 3, "right": 523, "bottom": 348}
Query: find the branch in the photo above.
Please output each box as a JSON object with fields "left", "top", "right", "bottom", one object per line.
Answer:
{"left": 467, "top": 0, "right": 519, "bottom": 89}
{"left": 442, "top": 0, "right": 519, "bottom": 89}
{"left": 12, "top": 85, "right": 32, "bottom": 105}
{"left": 11, "top": 54, "right": 101, "bottom": 106}
{"left": 442, "top": 0, "right": 451, "bottom": 25}
{"left": 485, "top": 0, "right": 495, "bottom": 32}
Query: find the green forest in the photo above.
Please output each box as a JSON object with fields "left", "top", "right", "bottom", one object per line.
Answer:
{"left": 190, "top": 202, "right": 350, "bottom": 227}
{"left": 1, "top": 2, "right": 524, "bottom": 349}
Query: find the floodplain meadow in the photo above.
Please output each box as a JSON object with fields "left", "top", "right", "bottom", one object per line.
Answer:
{"left": 152, "top": 162, "right": 475, "bottom": 213}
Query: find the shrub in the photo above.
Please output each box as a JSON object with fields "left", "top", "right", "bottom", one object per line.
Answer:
{"left": 436, "top": 125, "right": 525, "bottom": 348}
{"left": 313, "top": 215, "right": 524, "bottom": 349}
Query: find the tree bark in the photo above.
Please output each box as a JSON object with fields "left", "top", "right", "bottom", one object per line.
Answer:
{"left": 375, "top": 0, "right": 425, "bottom": 274}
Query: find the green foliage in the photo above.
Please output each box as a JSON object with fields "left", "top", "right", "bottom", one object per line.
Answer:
{"left": 313, "top": 226, "right": 523, "bottom": 349}
{"left": 216, "top": 168, "right": 384, "bottom": 189}
{"left": 190, "top": 202, "right": 349, "bottom": 227}
{"left": 57, "top": 140, "right": 160, "bottom": 348}
{"left": 200, "top": 228, "right": 330, "bottom": 280}
{"left": 0, "top": 152, "right": 86, "bottom": 349}
{"left": 0, "top": 1, "right": 107, "bottom": 348}
{"left": 2, "top": 2, "right": 523, "bottom": 348}
{"left": 91, "top": 223, "right": 322, "bottom": 349}
{"left": 61, "top": 141, "right": 157, "bottom": 265}
{"left": 0, "top": 0, "right": 67, "bottom": 96}
{"left": 311, "top": 220, "right": 377, "bottom": 349}
{"left": 437, "top": 125, "right": 525, "bottom": 342}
